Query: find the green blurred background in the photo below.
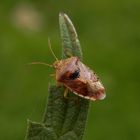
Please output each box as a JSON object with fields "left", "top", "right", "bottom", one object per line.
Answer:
{"left": 0, "top": 0, "right": 140, "bottom": 140}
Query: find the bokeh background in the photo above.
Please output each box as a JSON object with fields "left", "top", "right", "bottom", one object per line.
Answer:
{"left": 0, "top": 0, "right": 140, "bottom": 140}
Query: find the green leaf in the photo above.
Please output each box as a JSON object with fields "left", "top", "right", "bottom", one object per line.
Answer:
{"left": 26, "top": 120, "right": 57, "bottom": 140}
{"left": 26, "top": 13, "right": 90, "bottom": 140}
{"left": 59, "top": 12, "right": 83, "bottom": 60}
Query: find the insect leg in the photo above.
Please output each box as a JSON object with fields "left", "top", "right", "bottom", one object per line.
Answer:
{"left": 63, "top": 88, "right": 81, "bottom": 107}
{"left": 64, "top": 88, "right": 69, "bottom": 99}
{"left": 49, "top": 73, "right": 56, "bottom": 77}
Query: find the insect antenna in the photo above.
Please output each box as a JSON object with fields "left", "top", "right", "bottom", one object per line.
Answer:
{"left": 27, "top": 61, "right": 53, "bottom": 68}
{"left": 48, "top": 38, "right": 58, "bottom": 61}
{"left": 26, "top": 38, "right": 58, "bottom": 68}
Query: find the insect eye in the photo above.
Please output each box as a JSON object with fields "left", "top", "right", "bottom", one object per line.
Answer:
{"left": 69, "top": 69, "right": 80, "bottom": 80}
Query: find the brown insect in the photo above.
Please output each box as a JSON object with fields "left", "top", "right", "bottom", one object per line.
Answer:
{"left": 53, "top": 56, "right": 105, "bottom": 101}
{"left": 29, "top": 39, "right": 106, "bottom": 101}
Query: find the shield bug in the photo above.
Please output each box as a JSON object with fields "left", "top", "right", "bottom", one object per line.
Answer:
{"left": 29, "top": 39, "right": 106, "bottom": 101}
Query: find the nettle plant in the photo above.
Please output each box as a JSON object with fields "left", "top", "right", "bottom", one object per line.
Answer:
{"left": 26, "top": 13, "right": 105, "bottom": 140}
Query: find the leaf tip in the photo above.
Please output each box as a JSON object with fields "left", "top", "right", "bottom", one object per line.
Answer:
{"left": 59, "top": 12, "right": 65, "bottom": 17}
{"left": 59, "top": 12, "right": 69, "bottom": 20}
{"left": 59, "top": 11, "right": 64, "bottom": 14}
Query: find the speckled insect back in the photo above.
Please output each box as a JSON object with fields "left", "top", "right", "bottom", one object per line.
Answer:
{"left": 53, "top": 56, "right": 106, "bottom": 101}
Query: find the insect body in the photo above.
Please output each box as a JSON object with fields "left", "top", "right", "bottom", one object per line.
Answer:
{"left": 53, "top": 57, "right": 106, "bottom": 101}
